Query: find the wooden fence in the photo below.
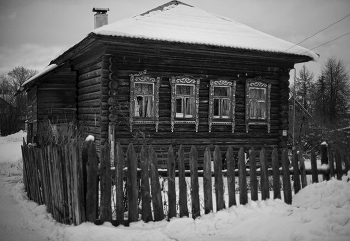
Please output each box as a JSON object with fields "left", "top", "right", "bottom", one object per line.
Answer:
{"left": 21, "top": 139, "right": 350, "bottom": 226}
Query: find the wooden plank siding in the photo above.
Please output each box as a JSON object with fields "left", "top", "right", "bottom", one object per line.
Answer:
{"left": 103, "top": 41, "right": 291, "bottom": 168}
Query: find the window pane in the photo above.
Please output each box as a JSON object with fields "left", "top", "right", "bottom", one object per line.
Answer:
{"left": 184, "top": 97, "right": 194, "bottom": 117}
{"left": 222, "top": 99, "right": 229, "bottom": 117}
{"left": 257, "top": 102, "right": 266, "bottom": 119}
{"left": 176, "top": 85, "right": 193, "bottom": 95}
{"left": 135, "top": 96, "right": 143, "bottom": 117}
{"left": 214, "top": 87, "right": 229, "bottom": 97}
{"left": 249, "top": 88, "right": 265, "bottom": 99}
{"left": 176, "top": 98, "right": 183, "bottom": 117}
{"left": 144, "top": 96, "right": 154, "bottom": 117}
{"left": 213, "top": 99, "right": 219, "bottom": 116}
{"left": 135, "top": 83, "right": 153, "bottom": 95}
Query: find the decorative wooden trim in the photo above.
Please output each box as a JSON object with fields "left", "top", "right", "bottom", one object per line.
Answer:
{"left": 208, "top": 80, "right": 236, "bottom": 133}
{"left": 129, "top": 70, "right": 160, "bottom": 132}
{"left": 169, "top": 76, "right": 200, "bottom": 132}
{"left": 245, "top": 77, "right": 271, "bottom": 133}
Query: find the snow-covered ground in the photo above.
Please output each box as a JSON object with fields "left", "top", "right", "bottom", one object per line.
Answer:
{"left": 0, "top": 131, "right": 350, "bottom": 241}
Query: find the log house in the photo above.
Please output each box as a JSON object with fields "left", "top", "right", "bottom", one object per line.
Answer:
{"left": 20, "top": 1, "right": 318, "bottom": 166}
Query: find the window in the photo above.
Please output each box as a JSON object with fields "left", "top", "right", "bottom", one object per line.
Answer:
{"left": 208, "top": 80, "right": 236, "bottom": 133}
{"left": 130, "top": 70, "right": 160, "bottom": 132}
{"left": 245, "top": 77, "right": 271, "bottom": 133}
{"left": 170, "top": 76, "right": 200, "bottom": 132}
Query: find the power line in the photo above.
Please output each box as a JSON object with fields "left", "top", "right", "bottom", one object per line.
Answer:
{"left": 284, "top": 13, "right": 350, "bottom": 52}
{"left": 299, "top": 31, "right": 350, "bottom": 54}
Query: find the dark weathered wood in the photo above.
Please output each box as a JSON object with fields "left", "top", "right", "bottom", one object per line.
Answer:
{"left": 292, "top": 149, "right": 301, "bottom": 194}
{"left": 140, "top": 145, "right": 152, "bottom": 222}
{"left": 281, "top": 149, "right": 292, "bottom": 204}
{"left": 272, "top": 148, "right": 281, "bottom": 199}
{"left": 345, "top": 154, "right": 350, "bottom": 173}
{"left": 167, "top": 145, "right": 176, "bottom": 220}
{"left": 311, "top": 149, "right": 318, "bottom": 183}
{"left": 238, "top": 147, "right": 248, "bottom": 205}
{"left": 189, "top": 145, "right": 200, "bottom": 219}
{"left": 249, "top": 147, "right": 258, "bottom": 201}
{"left": 100, "top": 144, "right": 112, "bottom": 222}
{"left": 178, "top": 145, "right": 188, "bottom": 217}
{"left": 126, "top": 143, "right": 138, "bottom": 223}
{"left": 203, "top": 147, "right": 213, "bottom": 214}
{"left": 260, "top": 148, "right": 269, "bottom": 200}
{"left": 83, "top": 139, "right": 98, "bottom": 223}
{"left": 320, "top": 142, "right": 329, "bottom": 181}
{"left": 226, "top": 146, "right": 236, "bottom": 206}
{"left": 115, "top": 142, "right": 125, "bottom": 225}
{"left": 299, "top": 151, "right": 307, "bottom": 188}
{"left": 213, "top": 146, "right": 225, "bottom": 211}
{"left": 335, "top": 151, "right": 343, "bottom": 180}
{"left": 329, "top": 148, "right": 335, "bottom": 178}
{"left": 149, "top": 145, "right": 164, "bottom": 221}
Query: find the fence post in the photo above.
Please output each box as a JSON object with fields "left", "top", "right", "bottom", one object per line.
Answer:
{"left": 299, "top": 150, "right": 307, "bottom": 188}
{"left": 329, "top": 146, "right": 335, "bottom": 178}
{"left": 126, "top": 143, "right": 138, "bottom": 223}
{"left": 177, "top": 145, "right": 188, "bottom": 218}
{"left": 149, "top": 145, "right": 164, "bottom": 221}
{"left": 335, "top": 151, "right": 342, "bottom": 180}
{"left": 213, "top": 146, "right": 225, "bottom": 211}
{"left": 115, "top": 142, "right": 125, "bottom": 226}
{"left": 226, "top": 146, "right": 236, "bottom": 206}
{"left": 100, "top": 143, "right": 112, "bottom": 223}
{"left": 167, "top": 145, "right": 176, "bottom": 220}
{"left": 203, "top": 147, "right": 213, "bottom": 214}
{"left": 320, "top": 142, "right": 329, "bottom": 181}
{"left": 83, "top": 139, "right": 98, "bottom": 223}
{"left": 249, "top": 147, "right": 258, "bottom": 201}
{"left": 311, "top": 148, "right": 318, "bottom": 183}
{"left": 260, "top": 148, "right": 269, "bottom": 200}
{"left": 272, "top": 148, "right": 281, "bottom": 199}
{"left": 189, "top": 145, "right": 200, "bottom": 219}
{"left": 292, "top": 149, "right": 301, "bottom": 194}
{"left": 281, "top": 149, "right": 292, "bottom": 204}
{"left": 238, "top": 147, "right": 247, "bottom": 205}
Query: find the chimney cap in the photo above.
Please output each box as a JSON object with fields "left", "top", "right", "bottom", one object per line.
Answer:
{"left": 92, "top": 8, "right": 109, "bottom": 14}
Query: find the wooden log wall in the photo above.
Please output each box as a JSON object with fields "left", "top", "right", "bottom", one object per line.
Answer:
{"left": 103, "top": 40, "right": 292, "bottom": 168}
{"left": 74, "top": 51, "right": 105, "bottom": 152}
{"left": 36, "top": 67, "right": 77, "bottom": 123}
{"left": 27, "top": 85, "right": 38, "bottom": 135}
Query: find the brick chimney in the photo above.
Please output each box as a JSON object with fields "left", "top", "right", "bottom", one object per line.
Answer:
{"left": 92, "top": 8, "right": 109, "bottom": 29}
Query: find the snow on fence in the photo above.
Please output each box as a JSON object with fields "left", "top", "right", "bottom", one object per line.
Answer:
{"left": 21, "top": 139, "right": 350, "bottom": 226}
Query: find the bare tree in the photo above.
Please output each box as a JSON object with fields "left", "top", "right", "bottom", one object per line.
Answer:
{"left": 296, "top": 65, "right": 314, "bottom": 109}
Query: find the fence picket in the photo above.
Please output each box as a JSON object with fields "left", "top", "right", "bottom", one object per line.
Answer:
{"left": 140, "top": 145, "right": 152, "bottom": 222}
{"left": 83, "top": 140, "right": 98, "bottom": 223}
{"left": 249, "top": 147, "right": 258, "bottom": 201}
{"left": 282, "top": 149, "right": 292, "bottom": 204}
{"left": 190, "top": 146, "right": 200, "bottom": 219}
{"left": 203, "top": 147, "right": 213, "bottom": 214}
{"left": 115, "top": 142, "right": 125, "bottom": 225}
{"left": 311, "top": 149, "right": 318, "bottom": 183}
{"left": 272, "top": 148, "right": 281, "bottom": 199}
{"left": 214, "top": 146, "right": 225, "bottom": 211}
{"left": 329, "top": 148, "right": 335, "bottom": 178}
{"left": 167, "top": 145, "right": 176, "bottom": 220}
{"left": 238, "top": 147, "right": 248, "bottom": 205}
{"left": 126, "top": 143, "right": 138, "bottom": 223}
{"left": 226, "top": 146, "right": 236, "bottom": 207}
{"left": 345, "top": 154, "right": 350, "bottom": 173}
{"left": 149, "top": 145, "right": 164, "bottom": 221}
{"left": 320, "top": 143, "right": 330, "bottom": 181}
{"left": 178, "top": 145, "right": 188, "bottom": 218}
{"left": 292, "top": 149, "right": 301, "bottom": 194}
{"left": 260, "top": 148, "right": 269, "bottom": 200}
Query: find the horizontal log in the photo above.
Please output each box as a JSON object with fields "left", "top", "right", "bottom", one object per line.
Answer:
{"left": 78, "top": 92, "right": 101, "bottom": 102}
{"left": 78, "top": 77, "right": 101, "bottom": 88}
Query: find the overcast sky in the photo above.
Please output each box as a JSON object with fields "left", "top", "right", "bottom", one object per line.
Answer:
{"left": 1, "top": 0, "right": 349, "bottom": 82}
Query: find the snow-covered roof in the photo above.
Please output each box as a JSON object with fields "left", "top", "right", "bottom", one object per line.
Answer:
{"left": 18, "top": 64, "right": 58, "bottom": 92}
{"left": 93, "top": 1, "right": 318, "bottom": 61}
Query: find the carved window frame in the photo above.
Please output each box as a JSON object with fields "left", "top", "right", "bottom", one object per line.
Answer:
{"left": 208, "top": 80, "right": 236, "bottom": 133}
{"left": 245, "top": 77, "right": 271, "bottom": 133}
{"left": 170, "top": 76, "right": 200, "bottom": 132}
{"left": 130, "top": 70, "right": 161, "bottom": 132}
